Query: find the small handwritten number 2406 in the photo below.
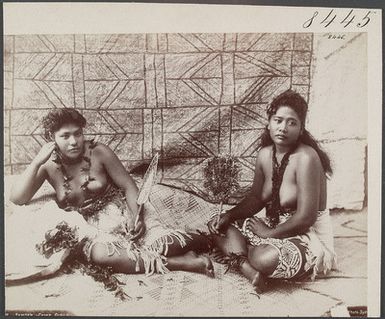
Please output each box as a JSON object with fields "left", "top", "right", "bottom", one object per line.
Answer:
{"left": 303, "top": 9, "right": 373, "bottom": 28}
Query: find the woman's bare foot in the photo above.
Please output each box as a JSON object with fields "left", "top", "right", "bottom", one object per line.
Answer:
{"left": 251, "top": 271, "right": 267, "bottom": 294}
{"left": 240, "top": 260, "right": 266, "bottom": 293}
{"left": 199, "top": 254, "right": 215, "bottom": 278}
{"left": 166, "top": 251, "right": 215, "bottom": 278}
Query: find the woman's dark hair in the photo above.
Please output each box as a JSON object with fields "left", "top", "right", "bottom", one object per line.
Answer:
{"left": 42, "top": 108, "right": 86, "bottom": 140}
{"left": 258, "top": 89, "right": 333, "bottom": 176}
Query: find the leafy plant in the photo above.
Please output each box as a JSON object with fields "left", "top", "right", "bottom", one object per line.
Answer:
{"left": 203, "top": 156, "right": 240, "bottom": 210}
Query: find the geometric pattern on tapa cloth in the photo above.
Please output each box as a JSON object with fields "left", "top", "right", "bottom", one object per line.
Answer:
{"left": 3, "top": 33, "right": 313, "bottom": 203}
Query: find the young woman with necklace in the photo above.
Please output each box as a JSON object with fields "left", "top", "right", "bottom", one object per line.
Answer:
{"left": 10, "top": 109, "right": 214, "bottom": 283}
{"left": 207, "top": 90, "right": 336, "bottom": 293}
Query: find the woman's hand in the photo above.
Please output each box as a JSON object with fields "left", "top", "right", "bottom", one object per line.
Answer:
{"left": 34, "top": 142, "right": 56, "bottom": 166}
{"left": 129, "top": 205, "right": 146, "bottom": 241}
{"left": 129, "top": 218, "right": 146, "bottom": 241}
{"left": 207, "top": 212, "right": 231, "bottom": 236}
{"left": 246, "top": 217, "right": 272, "bottom": 238}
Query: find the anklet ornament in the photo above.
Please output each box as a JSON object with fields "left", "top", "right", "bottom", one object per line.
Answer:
{"left": 224, "top": 253, "right": 248, "bottom": 274}
{"left": 196, "top": 229, "right": 215, "bottom": 253}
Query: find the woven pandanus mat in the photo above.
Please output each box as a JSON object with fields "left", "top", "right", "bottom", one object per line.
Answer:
{"left": 148, "top": 184, "right": 220, "bottom": 232}
{"left": 6, "top": 263, "right": 340, "bottom": 316}
{"left": 5, "top": 178, "right": 366, "bottom": 316}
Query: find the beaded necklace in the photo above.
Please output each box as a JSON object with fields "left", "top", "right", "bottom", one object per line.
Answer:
{"left": 53, "top": 139, "right": 97, "bottom": 212}
{"left": 268, "top": 143, "right": 298, "bottom": 227}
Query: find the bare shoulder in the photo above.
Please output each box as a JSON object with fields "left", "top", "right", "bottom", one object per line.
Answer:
{"left": 296, "top": 144, "right": 322, "bottom": 168}
{"left": 257, "top": 145, "right": 272, "bottom": 160}
{"left": 90, "top": 141, "right": 114, "bottom": 157}
{"left": 254, "top": 146, "right": 272, "bottom": 172}
{"left": 88, "top": 142, "right": 120, "bottom": 167}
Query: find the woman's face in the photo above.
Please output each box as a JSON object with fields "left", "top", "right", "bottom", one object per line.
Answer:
{"left": 53, "top": 123, "right": 85, "bottom": 159}
{"left": 268, "top": 105, "right": 302, "bottom": 149}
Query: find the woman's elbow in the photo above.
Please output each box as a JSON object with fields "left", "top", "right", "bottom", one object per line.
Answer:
{"left": 297, "top": 214, "right": 317, "bottom": 232}
{"left": 9, "top": 192, "right": 29, "bottom": 206}
{"left": 9, "top": 196, "right": 23, "bottom": 205}
{"left": 9, "top": 197, "right": 24, "bottom": 206}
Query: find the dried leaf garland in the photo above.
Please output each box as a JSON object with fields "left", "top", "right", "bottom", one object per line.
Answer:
{"left": 36, "top": 222, "right": 130, "bottom": 300}
{"left": 63, "top": 259, "right": 130, "bottom": 300}
{"left": 36, "top": 221, "right": 79, "bottom": 258}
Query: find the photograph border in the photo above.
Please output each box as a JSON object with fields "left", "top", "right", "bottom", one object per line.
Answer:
{"left": 2, "top": 0, "right": 383, "bottom": 317}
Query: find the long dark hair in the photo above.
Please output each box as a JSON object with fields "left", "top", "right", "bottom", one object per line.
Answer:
{"left": 258, "top": 90, "right": 333, "bottom": 176}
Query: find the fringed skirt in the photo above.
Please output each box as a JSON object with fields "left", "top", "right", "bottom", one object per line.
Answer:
{"left": 82, "top": 200, "right": 190, "bottom": 275}
{"left": 6, "top": 199, "right": 190, "bottom": 280}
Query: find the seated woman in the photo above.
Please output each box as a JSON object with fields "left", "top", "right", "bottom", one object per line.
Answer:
{"left": 10, "top": 108, "right": 213, "bottom": 279}
{"left": 207, "top": 90, "right": 336, "bottom": 293}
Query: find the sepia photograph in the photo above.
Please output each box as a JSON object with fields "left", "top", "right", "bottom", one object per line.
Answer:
{"left": 3, "top": 2, "right": 382, "bottom": 317}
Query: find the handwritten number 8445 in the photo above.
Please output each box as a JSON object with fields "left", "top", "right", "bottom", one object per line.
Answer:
{"left": 303, "top": 10, "right": 373, "bottom": 28}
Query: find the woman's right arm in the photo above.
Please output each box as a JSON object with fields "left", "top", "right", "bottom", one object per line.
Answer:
{"left": 9, "top": 142, "right": 55, "bottom": 205}
{"left": 226, "top": 151, "right": 266, "bottom": 221}
{"left": 208, "top": 150, "right": 266, "bottom": 235}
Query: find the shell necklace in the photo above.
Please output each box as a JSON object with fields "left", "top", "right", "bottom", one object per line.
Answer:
{"left": 53, "top": 139, "right": 97, "bottom": 211}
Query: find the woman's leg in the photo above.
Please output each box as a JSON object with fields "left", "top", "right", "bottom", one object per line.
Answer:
{"left": 161, "top": 232, "right": 211, "bottom": 257}
{"left": 211, "top": 225, "right": 266, "bottom": 293}
{"left": 156, "top": 233, "right": 214, "bottom": 277}
{"left": 212, "top": 225, "right": 248, "bottom": 255}
{"left": 247, "top": 244, "right": 279, "bottom": 276}
{"left": 90, "top": 242, "right": 214, "bottom": 277}
{"left": 90, "top": 242, "right": 146, "bottom": 273}
{"left": 166, "top": 251, "right": 214, "bottom": 277}
{"left": 248, "top": 238, "right": 310, "bottom": 280}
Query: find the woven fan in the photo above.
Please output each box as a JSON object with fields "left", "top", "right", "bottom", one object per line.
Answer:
{"left": 134, "top": 152, "right": 160, "bottom": 225}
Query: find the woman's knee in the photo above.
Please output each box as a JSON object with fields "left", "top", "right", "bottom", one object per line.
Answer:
{"left": 213, "top": 226, "right": 247, "bottom": 255}
{"left": 90, "top": 243, "right": 110, "bottom": 266}
{"left": 248, "top": 244, "right": 279, "bottom": 275}
{"left": 220, "top": 225, "right": 244, "bottom": 242}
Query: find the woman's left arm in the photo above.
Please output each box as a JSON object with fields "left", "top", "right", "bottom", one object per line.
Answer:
{"left": 270, "top": 150, "right": 321, "bottom": 238}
